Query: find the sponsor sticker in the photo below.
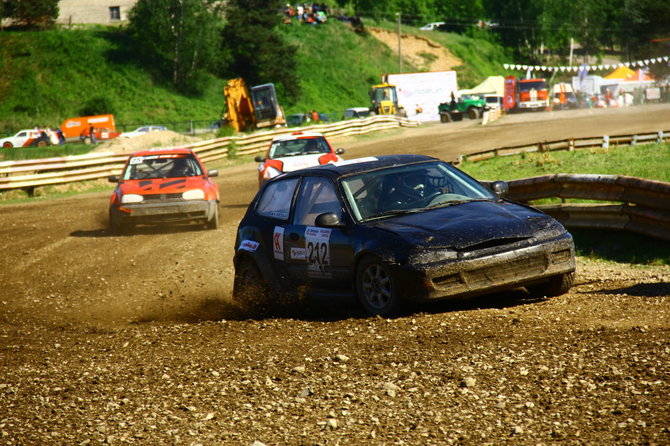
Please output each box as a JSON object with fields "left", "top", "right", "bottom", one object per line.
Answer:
{"left": 239, "top": 240, "right": 259, "bottom": 252}
{"left": 305, "top": 226, "right": 332, "bottom": 278}
{"left": 333, "top": 157, "right": 377, "bottom": 166}
{"left": 290, "top": 247, "right": 306, "bottom": 260}
{"left": 273, "top": 226, "right": 285, "bottom": 260}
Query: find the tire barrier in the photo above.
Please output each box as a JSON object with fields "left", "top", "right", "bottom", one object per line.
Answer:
{"left": 0, "top": 115, "right": 420, "bottom": 193}
{"left": 504, "top": 174, "right": 670, "bottom": 241}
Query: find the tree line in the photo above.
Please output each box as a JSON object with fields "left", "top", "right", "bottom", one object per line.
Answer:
{"left": 3, "top": 0, "right": 668, "bottom": 101}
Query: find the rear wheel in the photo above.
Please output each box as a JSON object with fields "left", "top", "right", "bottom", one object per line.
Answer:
{"left": 356, "top": 256, "right": 404, "bottom": 317}
{"left": 233, "top": 258, "right": 274, "bottom": 313}
{"left": 467, "top": 107, "right": 480, "bottom": 119}
{"left": 527, "top": 272, "right": 575, "bottom": 297}
{"left": 439, "top": 113, "right": 451, "bottom": 123}
{"left": 2, "top": 142, "right": 13, "bottom": 148}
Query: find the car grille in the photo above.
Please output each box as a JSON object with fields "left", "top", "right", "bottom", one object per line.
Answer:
{"left": 142, "top": 193, "right": 184, "bottom": 201}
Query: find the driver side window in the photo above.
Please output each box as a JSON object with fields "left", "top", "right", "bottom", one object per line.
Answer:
{"left": 293, "top": 177, "right": 342, "bottom": 226}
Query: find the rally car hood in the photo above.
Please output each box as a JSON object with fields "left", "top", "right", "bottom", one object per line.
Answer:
{"left": 372, "top": 200, "right": 547, "bottom": 250}
{"left": 119, "top": 177, "right": 208, "bottom": 195}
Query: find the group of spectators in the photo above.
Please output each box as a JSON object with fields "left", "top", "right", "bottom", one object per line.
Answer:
{"left": 34, "top": 126, "right": 65, "bottom": 146}
{"left": 282, "top": 4, "right": 329, "bottom": 25}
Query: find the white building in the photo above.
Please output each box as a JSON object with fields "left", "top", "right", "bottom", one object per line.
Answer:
{"left": 56, "top": 0, "right": 138, "bottom": 25}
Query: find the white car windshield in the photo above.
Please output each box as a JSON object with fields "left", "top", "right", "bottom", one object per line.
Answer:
{"left": 269, "top": 137, "right": 330, "bottom": 158}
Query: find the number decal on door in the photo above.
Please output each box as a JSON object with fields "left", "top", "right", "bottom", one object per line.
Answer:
{"left": 305, "top": 227, "right": 332, "bottom": 278}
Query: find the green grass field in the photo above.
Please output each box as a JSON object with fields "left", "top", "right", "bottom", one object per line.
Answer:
{"left": 460, "top": 143, "right": 670, "bottom": 183}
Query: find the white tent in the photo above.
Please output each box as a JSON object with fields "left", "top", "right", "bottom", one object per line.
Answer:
{"left": 458, "top": 76, "right": 505, "bottom": 97}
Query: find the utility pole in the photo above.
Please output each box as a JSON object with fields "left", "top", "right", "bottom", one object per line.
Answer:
{"left": 396, "top": 12, "right": 402, "bottom": 73}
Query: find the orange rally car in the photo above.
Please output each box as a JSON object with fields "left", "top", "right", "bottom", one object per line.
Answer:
{"left": 108, "top": 148, "right": 219, "bottom": 234}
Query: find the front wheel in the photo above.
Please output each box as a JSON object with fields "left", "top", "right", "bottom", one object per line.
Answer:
{"left": 2, "top": 142, "right": 13, "bottom": 148}
{"left": 206, "top": 205, "right": 219, "bottom": 230}
{"left": 109, "top": 211, "right": 126, "bottom": 236}
{"left": 527, "top": 272, "right": 575, "bottom": 297}
{"left": 356, "top": 256, "right": 404, "bottom": 317}
{"left": 467, "top": 107, "right": 480, "bottom": 119}
{"left": 439, "top": 113, "right": 451, "bottom": 123}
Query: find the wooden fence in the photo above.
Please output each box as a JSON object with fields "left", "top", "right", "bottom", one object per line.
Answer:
{"left": 0, "top": 115, "right": 420, "bottom": 193}
{"left": 505, "top": 174, "right": 670, "bottom": 241}
{"left": 461, "top": 130, "right": 669, "bottom": 163}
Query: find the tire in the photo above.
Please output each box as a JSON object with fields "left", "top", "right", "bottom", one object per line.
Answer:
{"left": 439, "top": 113, "right": 451, "bottom": 123}
{"left": 206, "top": 205, "right": 219, "bottom": 230}
{"left": 109, "top": 211, "right": 126, "bottom": 236}
{"left": 233, "top": 258, "right": 274, "bottom": 313}
{"left": 2, "top": 142, "right": 12, "bottom": 148}
{"left": 356, "top": 256, "right": 404, "bottom": 317}
{"left": 527, "top": 272, "right": 575, "bottom": 297}
{"left": 468, "top": 107, "right": 480, "bottom": 119}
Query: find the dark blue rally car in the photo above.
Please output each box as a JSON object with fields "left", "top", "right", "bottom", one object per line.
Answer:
{"left": 233, "top": 154, "right": 575, "bottom": 316}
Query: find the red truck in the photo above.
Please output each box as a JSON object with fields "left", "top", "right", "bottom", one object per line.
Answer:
{"left": 503, "top": 76, "right": 550, "bottom": 112}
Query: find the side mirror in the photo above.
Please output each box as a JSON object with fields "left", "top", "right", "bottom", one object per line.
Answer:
{"left": 336, "top": 148, "right": 345, "bottom": 155}
{"left": 108, "top": 175, "right": 119, "bottom": 183}
{"left": 490, "top": 180, "right": 509, "bottom": 198}
{"left": 315, "top": 212, "right": 345, "bottom": 228}
{"left": 208, "top": 169, "right": 219, "bottom": 177}
{"left": 254, "top": 155, "right": 266, "bottom": 162}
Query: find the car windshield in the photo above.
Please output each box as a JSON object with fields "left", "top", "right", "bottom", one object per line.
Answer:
{"left": 269, "top": 137, "right": 330, "bottom": 158}
{"left": 123, "top": 154, "right": 203, "bottom": 180}
{"left": 340, "top": 161, "right": 496, "bottom": 222}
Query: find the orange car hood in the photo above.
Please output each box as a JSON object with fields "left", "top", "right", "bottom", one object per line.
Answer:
{"left": 120, "top": 177, "right": 210, "bottom": 196}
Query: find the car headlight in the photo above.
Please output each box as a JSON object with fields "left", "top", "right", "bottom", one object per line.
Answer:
{"left": 121, "top": 194, "right": 143, "bottom": 204}
{"left": 182, "top": 189, "right": 205, "bottom": 200}
{"left": 529, "top": 216, "right": 566, "bottom": 240}
{"left": 408, "top": 248, "right": 458, "bottom": 265}
{"left": 263, "top": 166, "right": 282, "bottom": 180}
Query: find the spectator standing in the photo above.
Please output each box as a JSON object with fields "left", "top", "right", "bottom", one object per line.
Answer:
{"left": 89, "top": 125, "right": 97, "bottom": 144}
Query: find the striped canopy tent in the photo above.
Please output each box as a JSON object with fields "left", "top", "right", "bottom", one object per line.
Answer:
{"left": 604, "top": 65, "right": 635, "bottom": 79}
{"left": 628, "top": 69, "right": 653, "bottom": 81}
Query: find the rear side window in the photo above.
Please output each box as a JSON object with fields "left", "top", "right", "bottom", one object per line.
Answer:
{"left": 256, "top": 178, "right": 299, "bottom": 220}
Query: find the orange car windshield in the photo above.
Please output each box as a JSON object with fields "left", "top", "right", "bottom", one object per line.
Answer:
{"left": 123, "top": 155, "right": 202, "bottom": 180}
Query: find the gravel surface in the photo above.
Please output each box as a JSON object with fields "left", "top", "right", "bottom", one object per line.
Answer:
{"left": 1, "top": 105, "right": 669, "bottom": 445}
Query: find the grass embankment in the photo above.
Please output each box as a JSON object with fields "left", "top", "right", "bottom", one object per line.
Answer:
{"left": 460, "top": 143, "right": 670, "bottom": 266}
{"left": 461, "top": 143, "right": 670, "bottom": 183}
{"left": 0, "top": 20, "right": 508, "bottom": 135}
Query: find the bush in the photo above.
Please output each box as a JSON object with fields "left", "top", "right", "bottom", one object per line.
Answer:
{"left": 79, "top": 96, "right": 117, "bottom": 117}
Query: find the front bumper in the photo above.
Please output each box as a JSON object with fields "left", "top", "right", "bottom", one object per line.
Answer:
{"left": 519, "top": 100, "right": 549, "bottom": 109}
{"left": 114, "top": 199, "right": 216, "bottom": 225}
{"left": 396, "top": 234, "right": 575, "bottom": 301}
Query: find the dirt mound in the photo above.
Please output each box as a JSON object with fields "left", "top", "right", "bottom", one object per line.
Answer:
{"left": 368, "top": 27, "right": 462, "bottom": 72}
{"left": 91, "top": 130, "right": 201, "bottom": 154}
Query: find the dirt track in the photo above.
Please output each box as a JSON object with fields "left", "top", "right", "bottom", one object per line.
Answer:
{"left": 1, "top": 105, "right": 669, "bottom": 445}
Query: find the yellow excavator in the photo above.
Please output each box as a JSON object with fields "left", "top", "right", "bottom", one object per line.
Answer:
{"left": 369, "top": 82, "right": 406, "bottom": 116}
{"left": 223, "top": 78, "right": 286, "bottom": 132}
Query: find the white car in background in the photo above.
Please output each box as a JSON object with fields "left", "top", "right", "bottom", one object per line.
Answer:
{"left": 419, "top": 22, "right": 445, "bottom": 31}
{"left": 254, "top": 131, "right": 345, "bottom": 187}
{"left": 1, "top": 129, "right": 44, "bottom": 148}
{"left": 121, "top": 125, "right": 168, "bottom": 138}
